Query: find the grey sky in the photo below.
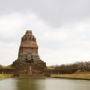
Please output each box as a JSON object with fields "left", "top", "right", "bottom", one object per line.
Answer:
{"left": 0, "top": 0, "right": 90, "bottom": 27}
{"left": 0, "top": 0, "right": 90, "bottom": 66}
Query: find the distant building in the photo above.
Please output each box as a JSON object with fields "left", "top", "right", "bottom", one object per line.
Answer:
{"left": 13, "top": 30, "right": 46, "bottom": 75}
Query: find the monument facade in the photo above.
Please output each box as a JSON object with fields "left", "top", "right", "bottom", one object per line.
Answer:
{"left": 13, "top": 30, "right": 46, "bottom": 75}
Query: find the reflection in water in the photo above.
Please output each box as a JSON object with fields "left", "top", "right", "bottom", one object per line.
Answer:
{"left": 0, "top": 78, "right": 90, "bottom": 90}
{"left": 16, "top": 78, "right": 45, "bottom": 90}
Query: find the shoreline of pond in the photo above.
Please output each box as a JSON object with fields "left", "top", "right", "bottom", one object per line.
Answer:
{"left": 0, "top": 74, "right": 13, "bottom": 80}
{"left": 50, "top": 74, "right": 90, "bottom": 80}
{"left": 1, "top": 74, "right": 90, "bottom": 81}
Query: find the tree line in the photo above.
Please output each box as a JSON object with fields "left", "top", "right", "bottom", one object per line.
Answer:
{"left": 50, "top": 61, "right": 90, "bottom": 73}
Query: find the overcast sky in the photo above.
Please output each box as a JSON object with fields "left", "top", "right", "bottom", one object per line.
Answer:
{"left": 0, "top": 0, "right": 90, "bottom": 66}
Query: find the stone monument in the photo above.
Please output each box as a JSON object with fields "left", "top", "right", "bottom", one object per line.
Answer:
{"left": 12, "top": 30, "right": 46, "bottom": 75}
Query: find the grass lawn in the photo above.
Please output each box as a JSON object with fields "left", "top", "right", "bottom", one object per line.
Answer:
{"left": 51, "top": 74, "right": 90, "bottom": 80}
{"left": 0, "top": 74, "right": 13, "bottom": 80}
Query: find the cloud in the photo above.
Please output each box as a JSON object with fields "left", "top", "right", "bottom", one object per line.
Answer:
{"left": 0, "top": 13, "right": 24, "bottom": 43}
{"left": 0, "top": 0, "right": 90, "bottom": 27}
{"left": 0, "top": 2, "right": 90, "bottom": 65}
{"left": 0, "top": 42, "right": 18, "bottom": 65}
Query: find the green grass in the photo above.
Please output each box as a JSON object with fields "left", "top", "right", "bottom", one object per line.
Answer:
{"left": 0, "top": 74, "right": 13, "bottom": 80}
{"left": 50, "top": 74, "right": 90, "bottom": 80}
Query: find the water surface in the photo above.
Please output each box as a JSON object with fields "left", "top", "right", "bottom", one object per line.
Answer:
{"left": 0, "top": 78, "right": 90, "bottom": 90}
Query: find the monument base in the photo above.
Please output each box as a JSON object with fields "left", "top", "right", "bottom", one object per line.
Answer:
{"left": 12, "top": 57, "right": 46, "bottom": 75}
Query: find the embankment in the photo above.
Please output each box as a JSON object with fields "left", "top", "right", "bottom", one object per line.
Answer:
{"left": 51, "top": 74, "right": 90, "bottom": 80}
{"left": 0, "top": 74, "right": 13, "bottom": 80}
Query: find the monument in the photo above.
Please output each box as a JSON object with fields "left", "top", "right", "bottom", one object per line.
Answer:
{"left": 12, "top": 30, "right": 46, "bottom": 75}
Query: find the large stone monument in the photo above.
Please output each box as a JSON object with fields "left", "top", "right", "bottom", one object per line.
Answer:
{"left": 13, "top": 30, "right": 46, "bottom": 75}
